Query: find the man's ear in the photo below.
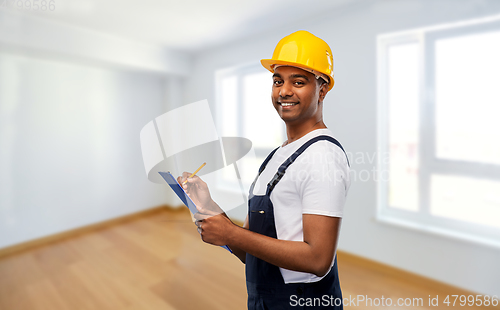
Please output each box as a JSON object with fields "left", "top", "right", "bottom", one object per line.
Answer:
{"left": 318, "top": 82, "right": 328, "bottom": 104}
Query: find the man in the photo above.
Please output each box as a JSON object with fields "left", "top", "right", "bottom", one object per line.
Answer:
{"left": 179, "top": 30, "right": 350, "bottom": 309}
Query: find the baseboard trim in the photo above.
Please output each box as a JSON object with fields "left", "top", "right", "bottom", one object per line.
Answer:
{"left": 0, "top": 204, "right": 184, "bottom": 258}
{"left": 336, "top": 250, "right": 475, "bottom": 295}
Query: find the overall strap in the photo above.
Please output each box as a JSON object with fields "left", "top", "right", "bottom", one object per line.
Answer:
{"left": 258, "top": 147, "right": 280, "bottom": 174}
{"left": 266, "top": 135, "right": 349, "bottom": 196}
{"left": 249, "top": 147, "right": 280, "bottom": 196}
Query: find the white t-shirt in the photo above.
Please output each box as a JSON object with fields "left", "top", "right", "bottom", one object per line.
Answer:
{"left": 251, "top": 128, "right": 350, "bottom": 284}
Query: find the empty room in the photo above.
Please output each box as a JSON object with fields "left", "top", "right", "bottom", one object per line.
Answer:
{"left": 1, "top": 0, "right": 499, "bottom": 309}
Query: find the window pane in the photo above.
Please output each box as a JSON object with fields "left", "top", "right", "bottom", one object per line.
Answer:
{"left": 242, "top": 72, "right": 283, "bottom": 148}
{"left": 387, "top": 43, "right": 420, "bottom": 211}
{"left": 435, "top": 31, "right": 500, "bottom": 165}
{"left": 220, "top": 76, "right": 238, "bottom": 137}
{"left": 431, "top": 174, "right": 500, "bottom": 228}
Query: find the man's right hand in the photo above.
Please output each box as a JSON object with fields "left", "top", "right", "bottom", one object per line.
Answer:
{"left": 177, "top": 172, "right": 223, "bottom": 216}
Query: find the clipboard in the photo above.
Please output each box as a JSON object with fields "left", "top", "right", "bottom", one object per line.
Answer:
{"left": 158, "top": 171, "right": 232, "bottom": 253}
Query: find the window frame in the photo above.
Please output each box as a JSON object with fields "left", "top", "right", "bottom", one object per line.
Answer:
{"left": 377, "top": 19, "right": 500, "bottom": 248}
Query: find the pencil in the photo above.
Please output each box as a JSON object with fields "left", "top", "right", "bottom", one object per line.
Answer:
{"left": 182, "top": 162, "right": 206, "bottom": 185}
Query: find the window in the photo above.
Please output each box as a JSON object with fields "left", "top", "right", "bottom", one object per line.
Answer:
{"left": 378, "top": 17, "right": 500, "bottom": 246}
{"left": 215, "top": 63, "right": 285, "bottom": 192}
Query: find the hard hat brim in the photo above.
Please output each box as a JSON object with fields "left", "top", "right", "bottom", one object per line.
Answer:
{"left": 261, "top": 59, "right": 334, "bottom": 91}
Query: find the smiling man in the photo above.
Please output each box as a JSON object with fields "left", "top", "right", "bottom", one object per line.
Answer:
{"left": 180, "top": 30, "right": 350, "bottom": 309}
{"left": 271, "top": 65, "right": 328, "bottom": 143}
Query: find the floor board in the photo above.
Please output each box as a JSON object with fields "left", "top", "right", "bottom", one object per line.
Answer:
{"left": 0, "top": 208, "right": 497, "bottom": 309}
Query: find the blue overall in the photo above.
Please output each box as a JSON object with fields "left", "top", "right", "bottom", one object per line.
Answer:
{"left": 246, "top": 135, "right": 349, "bottom": 310}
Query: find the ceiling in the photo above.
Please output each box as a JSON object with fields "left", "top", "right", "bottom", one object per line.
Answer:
{"left": 19, "top": 0, "right": 364, "bottom": 52}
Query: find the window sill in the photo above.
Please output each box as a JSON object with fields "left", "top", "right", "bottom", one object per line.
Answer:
{"left": 375, "top": 215, "right": 500, "bottom": 250}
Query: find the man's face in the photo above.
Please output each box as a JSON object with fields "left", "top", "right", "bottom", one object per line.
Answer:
{"left": 271, "top": 66, "right": 326, "bottom": 125}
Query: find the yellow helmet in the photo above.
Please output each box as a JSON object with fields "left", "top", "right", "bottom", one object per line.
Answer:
{"left": 261, "top": 30, "right": 334, "bottom": 91}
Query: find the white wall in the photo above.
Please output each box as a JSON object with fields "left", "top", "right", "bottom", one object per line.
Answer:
{"left": 0, "top": 10, "right": 191, "bottom": 249}
{"left": 184, "top": 0, "right": 500, "bottom": 296}
{"left": 0, "top": 51, "right": 174, "bottom": 249}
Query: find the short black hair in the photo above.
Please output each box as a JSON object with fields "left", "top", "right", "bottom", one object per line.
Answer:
{"left": 317, "top": 77, "right": 328, "bottom": 88}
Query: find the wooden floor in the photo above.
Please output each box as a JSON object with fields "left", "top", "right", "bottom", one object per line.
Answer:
{"left": 0, "top": 208, "right": 497, "bottom": 310}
